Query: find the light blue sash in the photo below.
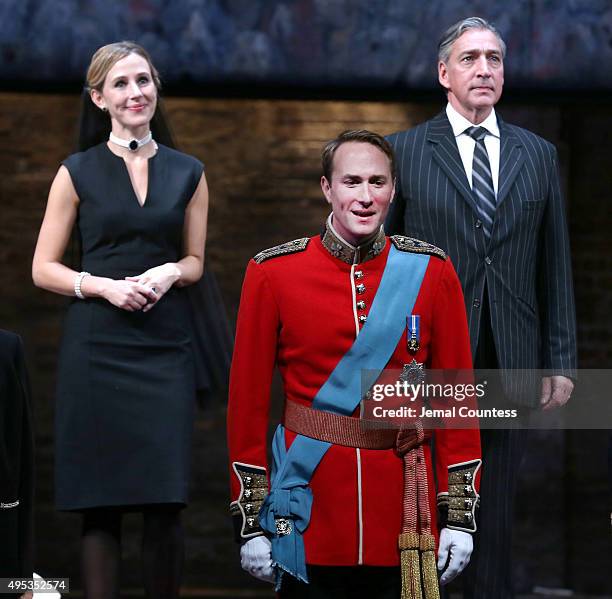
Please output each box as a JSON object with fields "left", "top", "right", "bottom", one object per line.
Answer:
{"left": 259, "top": 246, "right": 430, "bottom": 588}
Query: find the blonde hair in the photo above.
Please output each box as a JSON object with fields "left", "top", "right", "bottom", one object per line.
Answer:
{"left": 85, "top": 41, "right": 161, "bottom": 93}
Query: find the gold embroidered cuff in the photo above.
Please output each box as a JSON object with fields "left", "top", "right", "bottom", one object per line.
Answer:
{"left": 230, "top": 462, "right": 269, "bottom": 541}
{"left": 439, "top": 459, "right": 481, "bottom": 533}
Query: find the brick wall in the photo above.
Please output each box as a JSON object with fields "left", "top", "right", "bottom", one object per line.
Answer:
{"left": 0, "top": 92, "right": 610, "bottom": 594}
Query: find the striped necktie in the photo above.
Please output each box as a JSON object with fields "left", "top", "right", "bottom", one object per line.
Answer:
{"left": 466, "top": 126, "right": 496, "bottom": 237}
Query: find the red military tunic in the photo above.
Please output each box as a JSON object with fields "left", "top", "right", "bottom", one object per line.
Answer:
{"left": 227, "top": 222, "right": 481, "bottom": 567}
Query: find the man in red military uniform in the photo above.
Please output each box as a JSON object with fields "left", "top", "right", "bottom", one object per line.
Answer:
{"left": 227, "top": 130, "right": 481, "bottom": 598}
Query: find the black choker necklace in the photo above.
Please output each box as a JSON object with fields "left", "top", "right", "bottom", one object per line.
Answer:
{"left": 109, "top": 132, "right": 153, "bottom": 152}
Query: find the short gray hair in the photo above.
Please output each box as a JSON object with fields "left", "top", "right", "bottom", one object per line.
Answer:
{"left": 438, "top": 17, "right": 506, "bottom": 64}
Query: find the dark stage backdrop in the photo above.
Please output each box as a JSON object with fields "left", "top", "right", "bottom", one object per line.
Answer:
{"left": 1, "top": 0, "right": 612, "bottom": 90}
{"left": 0, "top": 91, "right": 610, "bottom": 595}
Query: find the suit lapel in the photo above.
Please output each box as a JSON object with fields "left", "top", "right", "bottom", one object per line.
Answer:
{"left": 427, "top": 112, "right": 480, "bottom": 215}
{"left": 496, "top": 116, "right": 525, "bottom": 209}
{"left": 426, "top": 112, "right": 526, "bottom": 221}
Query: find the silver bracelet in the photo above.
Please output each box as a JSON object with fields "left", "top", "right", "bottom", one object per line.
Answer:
{"left": 74, "top": 271, "right": 90, "bottom": 300}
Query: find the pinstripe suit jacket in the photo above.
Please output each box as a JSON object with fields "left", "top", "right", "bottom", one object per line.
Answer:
{"left": 386, "top": 111, "right": 577, "bottom": 406}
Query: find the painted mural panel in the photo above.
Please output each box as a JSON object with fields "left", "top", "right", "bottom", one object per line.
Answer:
{"left": 1, "top": 0, "right": 611, "bottom": 89}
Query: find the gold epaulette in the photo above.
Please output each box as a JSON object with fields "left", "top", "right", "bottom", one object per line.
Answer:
{"left": 253, "top": 238, "right": 310, "bottom": 264}
{"left": 390, "top": 235, "right": 446, "bottom": 260}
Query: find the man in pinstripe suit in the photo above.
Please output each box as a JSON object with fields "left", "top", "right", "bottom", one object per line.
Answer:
{"left": 385, "top": 16, "right": 577, "bottom": 599}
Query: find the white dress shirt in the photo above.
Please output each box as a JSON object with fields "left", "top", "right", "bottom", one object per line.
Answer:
{"left": 445, "top": 103, "right": 500, "bottom": 196}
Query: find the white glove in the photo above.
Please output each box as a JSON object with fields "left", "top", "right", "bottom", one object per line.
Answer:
{"left": 240, "top": 536, "right": 275, "bottom": 583}
{"left": 437, "top": 528, "right": 473, "bottom": 585}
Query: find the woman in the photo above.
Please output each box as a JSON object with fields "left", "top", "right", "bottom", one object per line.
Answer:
{"left": 32, "top": 42, "right": 208, "bottom": 599}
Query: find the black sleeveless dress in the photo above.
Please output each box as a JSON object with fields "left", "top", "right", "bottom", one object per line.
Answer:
{"left": 55, "top": 142, "right": 204, "bottom": 510}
